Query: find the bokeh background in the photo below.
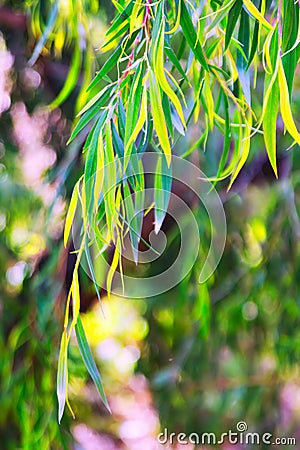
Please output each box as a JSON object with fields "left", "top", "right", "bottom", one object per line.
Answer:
{"left": 1, "top": 2, "right": 300, "bottom": 449}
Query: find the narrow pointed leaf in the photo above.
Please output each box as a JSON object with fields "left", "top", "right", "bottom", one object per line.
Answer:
{"left": 64, "top": 180, "right": 79, "bottom": 247}
{"left": 149, "top": 71, "right": 172, "bottom": 166}
{"left": 49, "top": 42, "right": 81, "bottom": 109}
{"left": 263, "top": 27, "right": 279, "bottom": 177}
{"left": 75, "top": 316, "right": 111, "bottom": 412}
{"left": 154, "top": 155, "right": 172, "bottom": 234}
{"left": 57, "top": 330, "right": 68, "bottom": 424}
{"left": 225, "top": 0, "right": 243, "bottom": 50}
{"left": 154, "top": 22, "right": 186, "bottom": 127}
{"left": 243, "top": 0, "right": 272, "bottom": 30}
{"left": 180, "top": 0, "right": 209, "bottom": 71}
{"left": 278, "top": 60, "right": 300, "bottom": 145}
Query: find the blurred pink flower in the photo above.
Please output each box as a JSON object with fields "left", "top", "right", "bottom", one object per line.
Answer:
{"left": 0, "top": 35, "right": 14, "bottom": 116}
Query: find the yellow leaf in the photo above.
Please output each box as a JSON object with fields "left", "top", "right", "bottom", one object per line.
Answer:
{"left": 154, "top": 22, "right": 186, "bottom": 127}
{"left": 114, "top": 185, "right": 123, "bottom": 230}
{"left": 63, "top": 286, "right": 72, "bottom": 329}
{"left": 262, "top": 28, "right": 274, "bottom": 74}
{"left": 104, "top": 122, "right": 116, "bottom": 240}
{"left": 226, "top": 49, "right": 239, "bottom": 83}
{"left": 77, "top": 84, "right": 113, "bottom": 117}
{"left": 78, "top": 176, "right": 88, "bottom": 231}
{"left": 124, "top": 84, "right": 147, "bottom": 157}
{"left": 278, "top": 60, "right": 300, "bottom": 145}
{"left": 165, "top": 68, "right": 187, "bottom": 106}
{"left": 64, "top": 179, "right": 79, "bottom": 247}
{"left": 243, "top": 0, "right": 272, "bottom": 30}
{"left": 166, "top": 0, "right": 181, "bottom": 34}
{"left": 94, "top": 132, "right": 104, "bottom": 212}
{"left": 103, "top": 21, "right": 127, "bottom": 51}
{"left": 204, "top": 72, "right": 214, "bottom": 130}
{"left": 149, "top": 71, "right": 172, "bottom": 166}
{"left": 106, "top": 236, "right": 121, "bottom": 299}
{"left": 130, "top": 1, "right": 141, "bottom": 35}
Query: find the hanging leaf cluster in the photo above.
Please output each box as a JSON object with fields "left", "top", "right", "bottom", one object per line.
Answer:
{"left": 28, "top": 0, "right": 300, "bottom": 421}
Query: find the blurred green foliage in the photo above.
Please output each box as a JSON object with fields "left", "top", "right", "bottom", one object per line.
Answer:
{"left": 1, "top": 1, "right": 300, "bottom": 450}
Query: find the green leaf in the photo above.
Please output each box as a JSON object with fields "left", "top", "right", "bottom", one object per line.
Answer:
{"left": 242, "top": 0, "right": 272, "bottom": 30}
{"left": 165, "top": 46, "right": 189, "bottom": 84}
{"left": 117, "top": 99, "right": 126, "bottom": 140}
{"left": 133, "top": 169, "right": 145, "bottom": 255}
{"left": 124, "top": 87, "right": 147, "bottom": 161}
{"left": 123, "top": 180, "right": 139, "bottom": 264}
{"left": 112, "top": 122, "right": 124, "bottom": 157}
{"left": 225, "top": 0, "right": 243, "bottom": 50}
{"left": 162, "top": 93, "right": 174, "bottom": 141}
{"left": 193, "top": 282, "right": 210, "bottom": 339}
{"left": 103, "top": 122, "right": 117, "bottom": 238}
{"left": 75, "top": 316, "right": 111, "bottom": 412}
{"left": 208, "top": 0, "right": 236, "bottom": 31}
{"left": 246, "top": 7, "right": 260, "bottom": 70}
{"left": 153, "top": 20, "right": 186, "bottom": 127}
{"left": 278, "top": 60, "right": 300, "bottom": 145}
{"left": 154, "top": 155, "right": 172, "bottom": 234}
{"left": 84, "top": 112, "right": 108, "bottom": 218}
{"left": 228, "top": 111, "right": 252, "bottom": 188}
{"left": 68, "top": 86, "right": 113, "bottom": 144}
{"left": 87, "top": 32, "right": 139, "bottom": 92}
{"left": 180, "top": 0, "right": 209, "bottom": 71}
{"left": 237, "top": 9, "right": 250, "bottom": 105}
{"left": 83, "top": 119, "right": 99, "bottom": 153}
{"left": 282, "top": 0, "right": 300, "bottom": 97}
{"left": 149, "top": 71, "right": 172, "bottom": 166}
{"left": 49, "top": 41, "right": 82, "bottom": 109}
{"left": 263, "top": 77, "right": 279, "bottom": 177}
{"left": 84, "top": 238, "right": 102, "bottom": 305}
{"left": 105, "top": 0, "right": 134, "bottom": 38}
{"left": 87, "top": 46, "right": 122, "bottom": 92}
{"left": 215, "top": 93, "right": 231, "bottom": 179}
{"left": 124, "top": 63, "right": 144, "bottom": 156}
{"left": 263, "top": 26, "right": 279, "bottom": 177}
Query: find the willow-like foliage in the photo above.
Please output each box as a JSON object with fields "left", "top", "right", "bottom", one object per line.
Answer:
{"left": 27, "top": 0, "right": 300, "bottom": 422}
